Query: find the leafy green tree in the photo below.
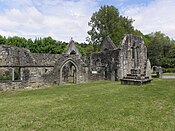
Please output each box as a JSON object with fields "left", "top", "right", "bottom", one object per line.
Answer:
{"left": 6, "top": 36, "right": 28, "bottom": 48}
{"left": 87, "top": 5, "right": 135, "bottom": 50}
{"left": 146, "top": 31, "right": 174, "bottom": 68}
{"left": 167, "top": 45, "right": 175, "bottom": 68}
{"left": 77, "top": 43, "right": 94, "bottom": 57}
{"left": 0, "top": 35, "right": 67, "bottom": 54}
{"left": 0, "top": 35, "right": 6, "bottom": 45}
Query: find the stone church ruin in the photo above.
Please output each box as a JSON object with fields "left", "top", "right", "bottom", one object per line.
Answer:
{"left": 0, "top": 34, "right": 152, "bottom": 91}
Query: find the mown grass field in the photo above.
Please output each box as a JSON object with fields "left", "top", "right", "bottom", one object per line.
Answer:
{"left": 0, "top": 79, "right": 175, "bottom": 130}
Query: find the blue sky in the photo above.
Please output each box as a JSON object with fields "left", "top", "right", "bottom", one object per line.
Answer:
{"left": 98, "top": 0, "right": 151, "bottom": 8}
{"left": 0, "top": 0, "right": 174, "bottom": 42}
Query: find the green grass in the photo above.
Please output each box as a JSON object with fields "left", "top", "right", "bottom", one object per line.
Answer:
{"left": 0, "top": 79, "right": 175, "bottom": 130}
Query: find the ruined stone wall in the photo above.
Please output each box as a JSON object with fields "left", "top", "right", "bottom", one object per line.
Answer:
{"left": 0, "top": 66, "right": 56, "bottom": 91}
{"left": 32, "top": 53, "right": 61, "bottom": 66}
{"left": 0, "top": 81, "right": 52, "bottom": 91}
{"left": 0, "top": 45, "right": 63, "bottom": 67}
{"left": 89, "top": 49, "right": 120, "bottom": 81}
{"left": 53, "top": 54, "right": 87, "bottom": 85}
{"left": 0, "top": 45, "right": 35, "bottom": 66}
{"left": 0, "top": 46, "right": 87, "bottom": 90}
{"left": 21, "top": 67, "right": 54, "bottom": 83}
{"left": 119, "top": 34, "right": 148, "bottom": 77}
{"left": 0, "top": 34, "right": 151, "bottom": 91}
{"left": 0, "top": 45, "right": 63, "bottom": 90}
{"left": 0, "top": 82, "right": 26, "bottom": 91}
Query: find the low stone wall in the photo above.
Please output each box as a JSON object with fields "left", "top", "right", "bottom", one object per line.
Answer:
{"left": 0, "top": 81, "right": 24, "bottom": 91}
{"left": 0, "top": 81, "right": 53, "bottom": 91}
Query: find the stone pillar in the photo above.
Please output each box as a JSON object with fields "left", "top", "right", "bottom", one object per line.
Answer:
{"left": 136, "top": 47, "right": 140, "bottom": 68}
{"left": 12, "top": 68, "right": 15, "bottom": 81}
{"left": 134, "top": 47, "right": 137, "bottom": 68}
{"left": 111, "top": 71, "right": 115, "bottom": 81}
{"left": 73, "top": 70, "right": 75, "bottom": 83}
{"left": 20, "top": 68, "right": 23, "bottom": 81}
{"left": 59, "top": 70, "right": 62, "bottom": 85}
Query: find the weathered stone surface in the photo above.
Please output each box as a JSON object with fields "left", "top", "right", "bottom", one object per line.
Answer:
{"left": 100, "top": 36, "right": 117, "bottom": 52}
{"left": 119, "top": 34, "right": 148, "bottom": 77}
{"left": 32, "top": 53, "right": 61, "bottom": 66}
{"left": 65, "top": 38, "right": 82, "bottom": 58}
{"left": 152, "top": 66, "right": 162, "bottom": 78}
{"left": 146, "top": 59, "right": 152, "bottom": 79}
{"left": 119, "top": 34, "right": 152, "bottom": 85}
{"left": 89, "top": 49, "right": 120, "bottom": 81}
{"left": 0, "top": 45, "right": 36, "bottom": 66}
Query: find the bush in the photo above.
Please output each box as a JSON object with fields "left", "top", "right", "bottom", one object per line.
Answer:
{"left": 162, "top": 68, "right": 175, "bottom": 73}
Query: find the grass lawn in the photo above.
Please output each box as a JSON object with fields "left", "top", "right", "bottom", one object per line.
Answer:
{"left": 0, "top": 79, "right": 175, "bottom": 130}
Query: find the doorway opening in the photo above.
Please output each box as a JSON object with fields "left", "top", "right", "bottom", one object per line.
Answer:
{"left": 60, "top": 60, "right": 78, "bottom": 84}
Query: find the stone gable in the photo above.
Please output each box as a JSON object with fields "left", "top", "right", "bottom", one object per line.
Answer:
{"left": 100, "top": 36, "right": 117, "bottom": 52}
{"left": 65, "top": 38, "right": 82, "bottom": 58}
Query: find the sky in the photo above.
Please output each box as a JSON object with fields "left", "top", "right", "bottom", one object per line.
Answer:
{"left": 0, "top": 0, "right": 175, "bottom": 42}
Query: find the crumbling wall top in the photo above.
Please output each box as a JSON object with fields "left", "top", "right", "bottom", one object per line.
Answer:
{"left": 0, "top": 45, "right": 36, "bottom": 66}
{"left": 100, "top": 36, "right": 117, "bottom": 52}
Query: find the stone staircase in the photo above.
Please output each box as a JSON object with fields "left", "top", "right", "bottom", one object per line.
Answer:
{"left": 120, "top": 68, "right": 152, "bottom": 85}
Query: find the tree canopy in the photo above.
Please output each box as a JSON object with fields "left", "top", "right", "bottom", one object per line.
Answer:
{"left": 0, "top": 36, "right": 67, "bottom": 54}
{"left": 145, "top": 32, "right": 175, "bottom": 69}
{"left": 87, "top": 5, "right": 142, "bottom": 50}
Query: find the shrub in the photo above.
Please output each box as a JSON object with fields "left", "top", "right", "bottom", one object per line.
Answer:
{"left": 162, "top": 68, "right": 175, "bottom": 73}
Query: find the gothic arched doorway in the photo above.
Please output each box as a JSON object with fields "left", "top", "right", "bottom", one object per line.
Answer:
{"left": 59, "top": 59, "right": 78, "bottom": 85}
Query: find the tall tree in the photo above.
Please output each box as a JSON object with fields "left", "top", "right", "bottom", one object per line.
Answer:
{"left": 146, "top": 31, "right": 174, "bottom": 67}
{"left": 87, "top": 5, "right": 135, "bottom": 50}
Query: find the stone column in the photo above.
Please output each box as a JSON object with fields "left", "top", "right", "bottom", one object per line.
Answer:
{"left": 20, "top": 68, "right": 23, "bottom": 81}
{"left": 111, "top": 71, "right": 115, "bottom": 81}
{"left": 134, "top": 47, "right": 137, "bottom": 68}
{"left": 12, "top": 68, "right": 15, "bottom": 81}
{"left": 136, "top": 47, "right": 140, "bottom": 68}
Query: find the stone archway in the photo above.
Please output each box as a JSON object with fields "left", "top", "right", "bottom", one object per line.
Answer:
{"left": 152, "top": 66, "right": 162, "bottom": 78}
{"left": 59, "top": 59, "right": 79, "bottom": 85}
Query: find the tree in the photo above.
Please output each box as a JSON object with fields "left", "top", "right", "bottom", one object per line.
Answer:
{"left": 5, "top": 36, "right": 29, "bottom": 48}
{"left": 77, "top": 43, "right": 94, "bottom": 57}
{"left": 0, "top": 35, "right": 6, "bottom": 45}
{"left": 146, "top": 31, "right": 174, "bottom": 68}
{"left": 0, "top": 35, "right": 67, "bottom": 54}
{"left": 167, "top": 45, "right": 175, "bottom": 68}
{"left": 87, "top": 5, "right": 135, "bottom": 50}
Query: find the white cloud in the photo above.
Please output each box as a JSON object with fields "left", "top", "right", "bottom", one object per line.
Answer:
{"left": 123, "top": 0, "right": 175, "bottom": 39}
{"left": 4, "top": 0, "right": 175, "bottom": 42}
{"left": 0, "top": 0, "right": 98, "bottom": 42}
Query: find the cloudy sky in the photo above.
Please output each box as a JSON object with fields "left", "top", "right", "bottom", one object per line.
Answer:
{"left": 0, "top": 0, "right": 175, "bottom": 42}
